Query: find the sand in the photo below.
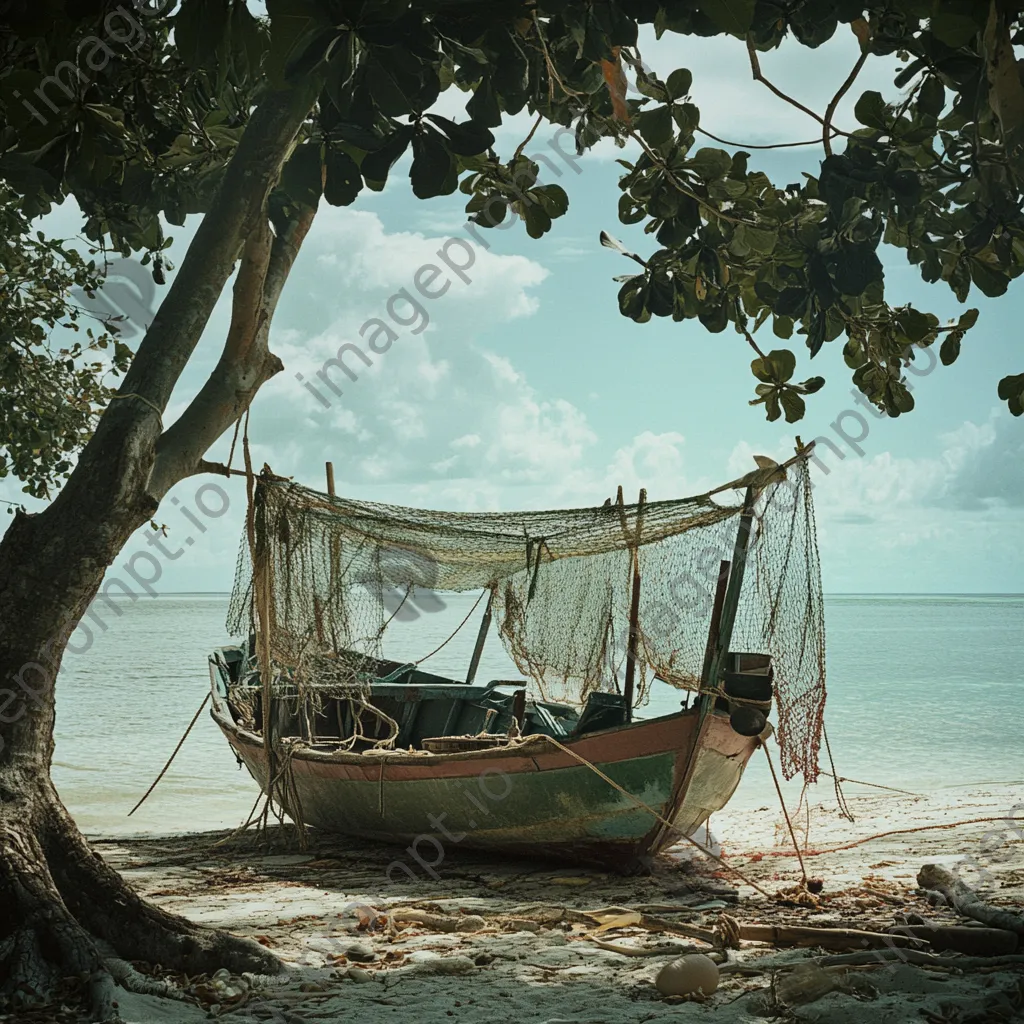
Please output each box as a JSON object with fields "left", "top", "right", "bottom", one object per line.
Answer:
{"left": 12, "top": 782, "right": 1024, "bottom": 1023}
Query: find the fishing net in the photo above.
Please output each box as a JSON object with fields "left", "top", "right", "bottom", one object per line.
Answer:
{"left": 227, "top": 454, "right": 826, "bottom": 780}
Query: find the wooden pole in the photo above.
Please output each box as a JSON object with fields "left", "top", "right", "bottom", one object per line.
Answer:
{"left": 703, "top": 487, "right": 756, "bottom": 703}
{"left": 325, "top": 461, "right": 335, "bottom": 496}
{"left": 465, "top": 588, "right": 495, "bottom": 685}
{"left": 699, "top": 559, "right": 731, "bottom": 686}
{"left": 622, "top": 488, "right": 646, "bottom": 721}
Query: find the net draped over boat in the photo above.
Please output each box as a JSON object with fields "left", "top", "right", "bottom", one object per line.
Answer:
{"left": 227, "top": 456, "right": 826, "bottom": 780}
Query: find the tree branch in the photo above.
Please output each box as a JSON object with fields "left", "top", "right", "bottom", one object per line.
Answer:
{"left": 52, "top": 79, "right": 322, "bottom": 520}
{"left": 746, "top": 40, "right": 851, "bottom": 141}
{"left": 984, "top": 0, "right": 1024, "bottom": 182}
{"left": 823, "top": 51, "right": 868, "bottom": 156}
{"left": 149, "top": 205, "right": 317, "bottom": 497}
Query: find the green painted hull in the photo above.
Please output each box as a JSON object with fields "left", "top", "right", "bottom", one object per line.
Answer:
{"left": 211, "top": 695, "right": 756, "bottom": 873}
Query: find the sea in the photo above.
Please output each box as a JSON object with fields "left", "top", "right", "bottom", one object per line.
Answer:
{"left": 50, "top": 593, "right": 1024, "bottom": 838}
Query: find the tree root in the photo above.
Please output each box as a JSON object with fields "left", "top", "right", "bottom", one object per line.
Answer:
{"left": 1, "top": 780, "right": 285, "bottom": 1022}
{"left": 99, "top": 946, "right": 191, "bottom": 1002}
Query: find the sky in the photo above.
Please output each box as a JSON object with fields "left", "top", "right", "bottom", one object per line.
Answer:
{"left": 4, "top": 25, "right": 1023, "bottom": 595}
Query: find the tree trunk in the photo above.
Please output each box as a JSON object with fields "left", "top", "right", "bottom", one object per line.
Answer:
{"left": 0, "top": 488, "right": 282, "bottom": 1021}
{"left": 0, "top": 79, "right": 320, "bottom": 1020}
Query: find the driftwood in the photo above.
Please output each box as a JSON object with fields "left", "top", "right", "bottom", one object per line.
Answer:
{"left": 389, "top": 908, "right": 485, "bottom": 932}
{"left": 725, "top": 949, "right": 1024, "bottom": 975}
{"left": 892, "top": 924, "right": 1018, "bottom": 957}
{"left": 918, "top": 863, "right": 1024, "bottom": 937}
{"left": 586, "top": 937, "right": 705, "bottom": 957}
{"left": 736, "top": 923, "right": 921, "bottom": 951}
{"left": 813, "top": 949, "right": 1024, "bottom": 971}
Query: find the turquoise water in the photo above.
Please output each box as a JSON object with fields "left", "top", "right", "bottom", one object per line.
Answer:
{"left": 51, "top": 593, "right": 1024, "bottom": 836}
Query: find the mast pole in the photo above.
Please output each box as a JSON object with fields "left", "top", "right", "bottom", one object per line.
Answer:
{"left": 703, "top": 485, "right": 757, "bottom": 704}
{"left": 622, "top": 488, "right": 646, "bottom": 721}
{"left": 325, "top": 461, "right": 336, "bottom": 496}
{"left": 465, "top": 588, "right": 495, "bottom": 685}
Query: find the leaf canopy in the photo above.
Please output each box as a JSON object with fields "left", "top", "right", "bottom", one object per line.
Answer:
{"left": 2, "top": 0, "right": 1024, "bottom": 496}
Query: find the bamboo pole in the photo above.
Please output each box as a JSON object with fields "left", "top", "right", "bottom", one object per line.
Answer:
{"left": 465, "top": 588, "right": 495, "bottom": 685}
{"left": 699, "top": 487, "right": 756, "bottom": 717}
{"left": 699, "top": 560, "right": 731, "bottom": 686}
{"left": 622, "top": 488, "right": 646, "bottom": 721}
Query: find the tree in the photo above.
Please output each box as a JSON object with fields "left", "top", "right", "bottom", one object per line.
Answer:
{"left": 1, "top": 0, "right": 1023, "bottom": 1017}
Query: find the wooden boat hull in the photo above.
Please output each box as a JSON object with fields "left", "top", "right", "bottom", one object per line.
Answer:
{"left": 211, "top": 692, "right": 758, "bottom": 873}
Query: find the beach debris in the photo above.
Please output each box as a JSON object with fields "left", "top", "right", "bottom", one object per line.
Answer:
{"left": 655, "top": 953, "right": 720, "bottom": 996}
{"left": 586, "top": 937, "right": 705, "bottom": 957}
{"left": 335, "top": 939, "right": 376, "bottom": 962}
{"left": 339, "top": 900, "right": 388, "bottom": 932}
{"left": 389, "top": 908, "right": 486, "bottom": 932}
{"left": 735, "top": 922, "right": 924, "bottom": 952}
{"left": 394, "top": 954, "right": 477, "bottom": 977}
{"left": 918, "top": 863, "right": 1024, "bottom": 937}
{"left": 889, "top": 923, "right": 1018, "bottom": 957}
{"left": 188, "top": 968, "right": 250, "bottom": 1011}
{"left": 747, "top": 961, "right": 876, "bottom": 1015}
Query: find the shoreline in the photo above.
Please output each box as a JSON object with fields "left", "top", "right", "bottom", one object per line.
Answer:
{"left": 45, "top": 781, "right": 1022, "bottom": 1024}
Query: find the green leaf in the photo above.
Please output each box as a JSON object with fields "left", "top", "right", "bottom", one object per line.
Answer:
{"left": 738, "top": 224, "right": 777, "bottom": 254}
{"left": 768, "top": 348, "right": 796, "bottom": 383}
{"left": 175, "top": 0, "right": 230, "bottom": 70}
{"left": 466, "top": 77, "right": 503, "bottom": 128}
{"left": 833, "top": 244, "right": 883, "bottom": 295}
{"left": 775, "top": 287, "right": 808, "bottom": 318}
{"left": 957, "top": 308, "right": 980, "bottom": 331}
{"left": 853, "top": 90, "right": 888, "bottom": 130}
{"left": 751, "top": 356, "right": 773, "bottom": 383}
{"left": 324, "top": 148, "right": 361, "bottom": 206}
{"left": 618, "top": 193, "right": 647, "bottom": 225}
{"left": 522, "top": 201, "right": 552, "bottom": 239}
{"left": 530, "top": 184, "right": 569, "bottom": 219}
{"left": 285, "top": 27, "right": 341, "bottom": 82}
{"left": 672, "top": 102, "right": 700, "bottom": 135}
{"left": 930, "top": 6, "right": 984, "bottom": 49}
{"left": 696, "top": 0, "right": 756, "bottom": 36}
{"left": 917, "top": 76, "right": 945, "bottom": 118}
{"left": 410, "top": 129, "right": 455, "bottom": 199}
{"left": 969, "top": 258, "right": 1009, "bottom": 298}
{"left": 636, "top": 105, "right": 673, "bottom": 147}
{"left": 997, "top": 374, "right": 1024, "bottom": 416}
{"left": 687, "top": 147, "right": 732, "bottom": 181}
{"left": 425, "top": 114, "right": 494, "bottom": 156}
{"left": 939, "top": 330, "right": 962, "bottom": 366}
{"left": 772, "top": 315, "right": 793, "bottom": 339}
{"left": 895, "top": 306, "right": 932, "bottom": 343}
{"left": 280, "top": 142, "right": 322, "bottom": 207}
{"left": 360, "top": 127, "right": 413, "bottom": 187}
{"left": 799, "top": 376, "right": 825, "bottom": 394}
{"left": 779, "top": 388, "right": 805, "bottom": 423}
{"left": 666, "top": 68, "right": 693, "bottom": 101}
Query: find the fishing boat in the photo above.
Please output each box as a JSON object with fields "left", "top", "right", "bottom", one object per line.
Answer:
{"left": 209, "top": 446, "right": 826, "bottom": 873}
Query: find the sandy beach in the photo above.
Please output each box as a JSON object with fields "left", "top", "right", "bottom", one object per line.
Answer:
{"left": 15, "top": 780, "right": 1017, "bottom": 1024}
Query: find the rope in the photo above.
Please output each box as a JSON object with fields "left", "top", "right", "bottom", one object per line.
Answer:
{"left": 375, "top": 584, "right": 413, "bottom": 639}
{"left": 752, "top": 816, "right": 1018, "bottom": 859}
{"left": 127, "top": 691, "right": 210, "bottom": 816}
{"left": 413, "top": 589, "right": 487, "bottom": 666}
{"left": 818, "top": 770, "right": 919, "bottom": 797}
{"left": 537, "top": 734, "right": 770, "bottom": 897}
{"left": 760, "top": 737, "right": 808, "bottom": 885}
{"left": 108, "top": 391, "right": 164, "bottom": 426}
{"left": 822, "top": 721, "right": 854, "bottom": 820}
{"left": 225, "top": 415, "right": 243, "bottom": 474}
